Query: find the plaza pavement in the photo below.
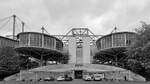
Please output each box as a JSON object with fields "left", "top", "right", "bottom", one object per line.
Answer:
{"left": 0, "top": 79, "right": 150, "bottom": 84}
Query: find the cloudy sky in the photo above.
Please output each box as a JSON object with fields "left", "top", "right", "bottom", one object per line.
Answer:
{"left": 0, "top": 0, "right": 150, "bottom": 36}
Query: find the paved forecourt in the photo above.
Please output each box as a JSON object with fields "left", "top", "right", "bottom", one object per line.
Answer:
{"left": 0, "top": 80, "right": 150, "bottom": 84}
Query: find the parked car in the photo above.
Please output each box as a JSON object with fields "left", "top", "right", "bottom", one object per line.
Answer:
{"left": 93, "top": 74, "right": 104, "bottom": 81}
{"left": 37, "top": 78, "right": 42, "bottom": 81}
{"left": 43, "top": 77, "right": 55, "bottom": 81}
{"left": 65, "top": 77, "right": 73, "bottom": 81}
{"left": 16, "top": 78, "right": 22, "bottom": 81}
{"left": 57, "top": 76, "right": 65, "bottom": 81}
{"left": 83, "top": 75, "right": 92, "bottom": 81}
{"left": 16, "top": 78, "right": 25, "bottom": 81}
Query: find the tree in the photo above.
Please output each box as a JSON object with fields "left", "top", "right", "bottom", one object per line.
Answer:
{"left": 0, "top": 47, "right": 39, "bottom": 80}
{"left": 0, "top": 47, "right": 20, "bottom": 80}
{"left": 19, "top": 56, "right": 39, "bottom": 70}
{"left": 59, "top": 53, "right": 69, "bottom": 64}
{"left": 126, "top": 22, "right": 150, "bottom": 80}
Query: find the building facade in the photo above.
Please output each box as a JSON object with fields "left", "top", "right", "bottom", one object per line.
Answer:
{"left": 17, "top": 32, "right": 63, "bottom": 51}
{"left": 96, "top": 32, "right": 136, "bottom": 50}
{"left": 2, "top": 29, "right": 145, "bottom": 81}
{"left": 0, "top": 36, "right": 18, "bottom": 48}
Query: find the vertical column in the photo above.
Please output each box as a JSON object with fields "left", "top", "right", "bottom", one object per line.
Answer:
{"left": 28, "top": 34, "right": 31, "bottom": 46}
{"left": 13, "top": 15, "right": 16, "bottom": 40}
{"left": 90, "top": 45, "right": 97, "bottom": 63}
{"left": 21, "top": 21, "right": 24, "bottom": 32}
{"left": 100, "top": 39, "right": 102, "bottom": 50}
{"left": 76, "top": 44, "right": 83, "bottom": 64}
{"left": 68, "top": 37, "right": 76, "bottom": 64}
{"left": 53, "top": 39, "right": 56, "bottom": 50}
{"left": 124, "top": 33, "right": 127, "bottom": 47}
{"left": 112, "top": 34, "right": 114, "bottom": 48}
{"left": 82, "top": 37, "right": 91, "bottom": 64}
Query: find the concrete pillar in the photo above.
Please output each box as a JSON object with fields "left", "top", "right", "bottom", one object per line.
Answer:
{"left": 68, "top": 37, "right": 76, "bottom": 64}
{"left": 76, "top": 45, "right": 83, "bottom": 64}
{"left": 82, "top": 37, "right": 91, "bottom": 64}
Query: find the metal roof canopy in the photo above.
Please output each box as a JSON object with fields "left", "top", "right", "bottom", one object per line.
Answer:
{"left": 53, "top": 28, "right": 103, "bottom": 46}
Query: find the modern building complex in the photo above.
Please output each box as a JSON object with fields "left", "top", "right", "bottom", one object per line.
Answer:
{"left": 2, "top": 28, "right": 145, "bottom": 81}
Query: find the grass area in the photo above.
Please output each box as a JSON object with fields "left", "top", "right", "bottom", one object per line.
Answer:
{"left": 0, "top": 80, "right": 150, "bottom": 84}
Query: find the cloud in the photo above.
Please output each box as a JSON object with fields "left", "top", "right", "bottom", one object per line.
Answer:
{"left": 0, "top": 0, "right": 150, "bottom": 36}
{"left": 83, "top": 0, "right": 150, "bottom": 34}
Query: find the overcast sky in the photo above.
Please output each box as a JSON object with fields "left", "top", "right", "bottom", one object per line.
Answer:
{"left": 0, "top": 0, "right": 150, "bottom": 36}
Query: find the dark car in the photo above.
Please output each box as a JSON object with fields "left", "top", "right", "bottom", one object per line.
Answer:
{"left": 65, "top": 77, "right": 73, "bottom": 81}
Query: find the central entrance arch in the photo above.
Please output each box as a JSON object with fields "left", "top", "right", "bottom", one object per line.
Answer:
{"left": 74, "top": 70, "right": 83, "bottom": 79}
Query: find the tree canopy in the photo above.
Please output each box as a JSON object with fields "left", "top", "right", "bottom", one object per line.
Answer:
{"left": 126, "top": 23, "right": 150, "bottom": 80}
{"left": 0, "top": 47, "right": 39, "bottom": 80}
{"left": 0, "top": 47, "right": 20, "bottom": 80}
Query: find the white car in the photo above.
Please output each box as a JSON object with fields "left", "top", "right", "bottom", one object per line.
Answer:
{"left": 43, "top": 77, "right": 55, "bottom": 81}
{"left": 16, "top": 78, "right": 21, "bottom": 81}
{"left": 16, "top": 78, "right": 25, "bottom": 81}
{"left": 57, "top": 76, "right": 65, "bottom": 81}
{"left": 83, "top": 75, "right": 92, "bottom": 81}
{"left": 93, "top": 74, "right": 104, "bottom": 81}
